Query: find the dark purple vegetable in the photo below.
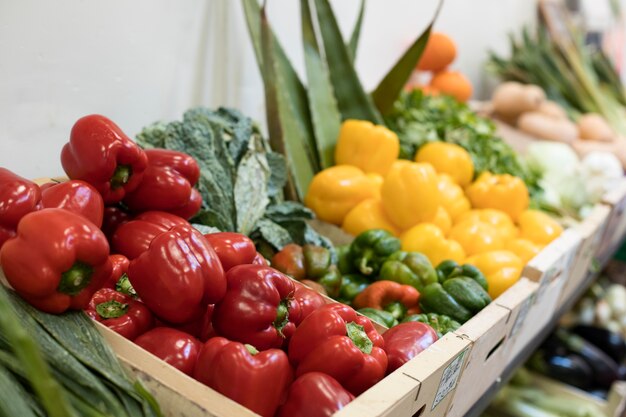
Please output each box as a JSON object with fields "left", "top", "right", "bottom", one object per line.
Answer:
{"left": 570, "top": 325, "right": 626, "bottom": 364}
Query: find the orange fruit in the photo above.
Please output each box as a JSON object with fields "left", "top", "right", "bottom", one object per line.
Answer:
{"left": 430, "top": 70, "right": 473, "bottom": 103}
{"left": 417, "top": 32, "right": 457, "bottom": 72}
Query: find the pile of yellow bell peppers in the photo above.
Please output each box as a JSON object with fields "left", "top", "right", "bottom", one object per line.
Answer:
{"left": 305, "top": 119, "right": 564, "bottom": 298}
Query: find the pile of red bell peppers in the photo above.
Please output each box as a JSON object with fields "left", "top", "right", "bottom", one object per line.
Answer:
{"left": 0, "top": 114, "right": 440, "bottom": 417}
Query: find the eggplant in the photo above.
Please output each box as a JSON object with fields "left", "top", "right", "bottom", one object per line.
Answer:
{"left": 527, "top": 350, "right": 593, "bottom": 390}
{"left": 555, "top": 329, "right": 620, "bottom": 389}
{"left": 570, "top": 325, "right": 626, "bottom": 364}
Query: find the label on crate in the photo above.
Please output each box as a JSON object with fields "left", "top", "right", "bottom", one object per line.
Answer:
{"left": 509, "top": 295, "right": 532, "bottom": 339}
{"left": 432, "top": 348, "right": 468, "bottom": 410}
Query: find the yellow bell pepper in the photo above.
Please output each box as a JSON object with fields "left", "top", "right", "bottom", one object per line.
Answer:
{"left": 429, "top": 206, "right": 452, "bottom": 236}
{"left": 342, "top": 198, "right": 400, "bottom": 237}
{"left": 381, "top": 161, "right": 441, "bottom": 230}
{"left": 517, "top": 210, "right": 563, "bottom": 245}
{"left": 455, "top": 209, "right": 518, "bottom": 242}
{"left": 401, "top": 223, "right": 465, "bottom": 267}
{"left": 465, "top": 172, "right": 530, "bottom": 221}
{"left": 415, "top": 142, "right": 474, "bottom": 187}
{"left": 366, "top": 173, "right": 384, "bottom": 200}
{"left": 466, "top": 250, "right": 524, "bottom": 299}
{"left": 449, "top": 219, "right": 505, "bottom": 256}
{"left": 437, "top": 174, "right": 471, "bottom": 221}
{"left": 304, "top": 165, "right": 378, "bottom": 225}
{"left": 506, "top": 238, "right": 543, "bottom": 264}
{"left": 334, "top": 119, "right": 400, "bottom": 176}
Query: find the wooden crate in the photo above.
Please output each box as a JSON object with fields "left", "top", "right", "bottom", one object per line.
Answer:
{"left": 443, "top": 304, "right": 512, "bottom": 417}
{"left": 558, "top": 204, "right": 611, "bottom": 308}
{"left": 597, "top": 179, "right": 626, "bottom": 264}
{"left": 504, "top": 230, "right": 581, "bottom": 359}
{"left": 98, "top": 318, "right": 471, "bottom": 417}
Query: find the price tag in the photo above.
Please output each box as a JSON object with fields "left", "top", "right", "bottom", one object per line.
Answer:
{"left": 431, "top": 348, "right": 468, "bottom": 410}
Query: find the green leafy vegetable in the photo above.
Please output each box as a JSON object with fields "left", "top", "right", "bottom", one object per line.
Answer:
{"left": 0, "top": 286, "right": 162, "bottom": 417}
{"left": 371, "top": 1, "right": 441, "bottom": 115}
{"left": 385, "top": 90, "right": 542, "bottom": 197}
{"left": 136, "top": 106, "right": 332, "bottom": 255}
{"left": 301, "top": 0, "right": 341, "bottom": 169}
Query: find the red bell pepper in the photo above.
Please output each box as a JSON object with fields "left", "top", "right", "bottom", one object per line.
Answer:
{"left": 193, "top": 337, "right": 293, "bottom": 417}
{"left": 85, "top": 288, "right": 153, "bottom": 340}
{"left": 111, "top": 211, "right": 190, "bottom": 260}
{"left": 277, "top": 372, "right": 354, "bottom": 417}
{"left": 288, "top": 303, "right": 388, "bottom": 395}
{"left": 382, "top": 322, "right": 438, "bottom": 373}
{"left": 292, "top": 283, "right": 327, "bottom": 326}
{"left": 101, "top": 206, "right": 130, "bottom": 240}
{"left": 101, "top": 254, "right": 130, "bottom": 291}
{"left": 0, "top": 208, "right": 112, "bottom": 313}
{"left": 204, "top": 232, "right": 257, "bottom": 272}
{"left": 158, "top": 305, "right": 217, "bottom": 342}
{"left": 212, "top": 265, "right": 301, "bottom": 350}
{"left": 123, "top": 149, "right": 201, "bottom": 220}
{"left": 134, "top": 327, "right": 201, "bottom": 376}
{"left": 41, "top": 180, "right": 104, "bottom": 228}
{"left": 252, "top": 252, "right": 268, "bottom": 266}
{"left": 0, "top": 168, "right": 41, "bottom": 248}
{"left": 271, "top": 244, "right": 306, "bottom": 280}
{"left": 128, "top": 225, "right": 225, "bottom": 323}
{"left": 61, "top": 114, "right": 148, "bottom": 204}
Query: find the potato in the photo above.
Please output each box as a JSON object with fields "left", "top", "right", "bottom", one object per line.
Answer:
{"left": 492, "top": 82, "right": 545, "bottom": 117}
{"left": 577, "top": 113, "right": 614, "bottom": 141}
{"left": 517, "top": 111, "right": 578, "bottom": 143}
{"left": 537, "top": 100, "right": 568, "bottom": 119}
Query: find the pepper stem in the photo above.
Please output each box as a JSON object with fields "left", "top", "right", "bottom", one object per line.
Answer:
{"left": 95, "top": 300, "right": 129, "bottom": 319}
{"left": 273, "top": 299, "right": 290, "bottom": 337}
{"left": 57, "top": 262, "right": 93, "bottom": 296}
{"left": 244, "top": 344, "right": 259, "bottom": 355}
{"left": 346, "top": 321, "right": 373, "bottom": 355}
{"left": 384, "top": 301, "right": 408, "bottom": 320}
{"left": 115, "top": 274, "right": 137, "bottom": 298}
{"left": 110, "top": 165, "right": 131, "bottom": 189}
{"left": 358, "top": 250, "right": 374, "bottom": 275}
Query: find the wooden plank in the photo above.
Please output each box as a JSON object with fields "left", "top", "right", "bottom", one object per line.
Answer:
{"left": 558, "top": 204, "right": 611, "bottom": 307}
{"left": 96, "top": 322, "right": 260, "bottom": 417}
{"left": 597, "top": 179, "right": 626, "bottom": 262}
{"left": 445, "top": 304, "right": 512, "bottom": 417}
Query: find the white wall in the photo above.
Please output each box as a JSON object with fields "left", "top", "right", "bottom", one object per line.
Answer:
{"left": 0, "top": 0, "right": 537, "bottom": 178}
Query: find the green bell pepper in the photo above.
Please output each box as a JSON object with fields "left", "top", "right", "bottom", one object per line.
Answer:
{"left": 336, "top": 244, "right": 353, "bottom": 275}
{"left": 317, "top": 265, "right": 342, "bottom": 298}
{"left": 402, "top": 313, "right": 461, "bottom": 338}
{"left": 301, "top": 245, "right": 341, "bottom": 298}
{"left": 349, "top": 229, "right": 401, "bottom": 277}
{"left": 379, "top": 251, "right": 438, "bottom": 291}
{"left": 419, "top": 277, "right": 492, "bottom": 323}
{"left": 358, "top": 308, "right": 398, "bottom": 328}
{"left": 338, "top": 274, "right": 369, "bottom": 303}
{"left": 436, "top": 260, "right": 489, "bottom": 291}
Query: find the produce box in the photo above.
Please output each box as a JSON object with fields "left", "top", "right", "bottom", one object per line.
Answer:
{"left": 443, "top": 303, "right": 513, "bottom": 417}
{"left": 597, "top": 179, "right": 626, "bottom": 265}
{"left": 504, "top": 230, "right": 581, "bottom": 360}
{"left": 97, "top": 308, "right": 472, "bottom": 417}
{"left": 558, "top": 204, "right": 611, "bottom": 308}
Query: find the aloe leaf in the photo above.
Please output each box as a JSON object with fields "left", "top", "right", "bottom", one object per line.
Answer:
{"left": 371, "top": 1, "right": 442, "bottom": 115}
{"left": 301, "top": 0, "right": 341, "bottom": 169}
{"left": 242, "top": 0, "right": 320, "bottom": 171}
{"left": 347, "top": 0, "right": 365, "bottom": 61}
{"left": 313, "top": 0, "right": 383, "bottom": 124}
{"left": 260, "top": 4, "right": 317, "bottom": 200}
